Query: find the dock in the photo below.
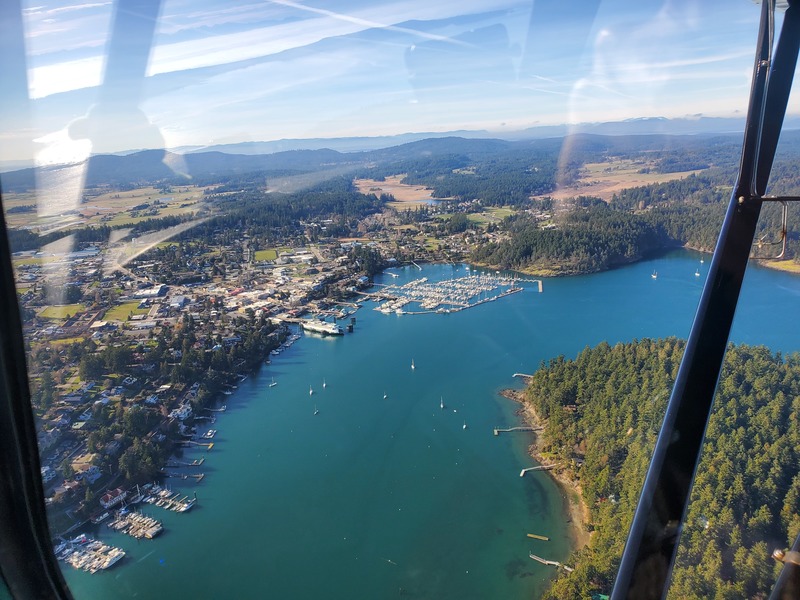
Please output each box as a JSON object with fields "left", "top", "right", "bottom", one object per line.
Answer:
{"left": 108, "top": 511, "right": 163, "bottom": 540}
{"left": 520, "top": 464, "right": 559, "bottom": 477}
{"left": 180, "top": 441, "right": 214, "bottom": 451}
{"left": 165, "top": 457, "right": 205, "bottom": 468}
{"left": 494, "top": 426, "right": 539, "bottom": 436}
{"left": 529, "top": 553, "right": 573, "bottom": 573}
{"left": 512, "top": 373, "right": 534, "bottom": 379}
{"left": 527, "top": 533, "right": 550, "bottom": 541}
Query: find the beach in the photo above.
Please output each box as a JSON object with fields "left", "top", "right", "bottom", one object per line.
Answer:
{"left": 500, "top": 387, "right": 592, "bottom": 552}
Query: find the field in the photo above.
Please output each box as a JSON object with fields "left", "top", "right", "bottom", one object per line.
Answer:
{"left": 104, "top": 300, "right": 149, "bottom": 322}
{"left": 354, "top": 175, "right": 446, "bottom": 209}
{"left": 540, "top": 159, "right": 706, "bottom": 202}
{"left": 3, "top": 185, "right": 210, "bottom": 230}
{"left": 467, "top": 206, "right": 515, "bottom": 225}
{"left": 255, "top": 249, "right": 278, "bottom": 261}
{"left": 39, "top": 304, "right": 85, "bottom": 320}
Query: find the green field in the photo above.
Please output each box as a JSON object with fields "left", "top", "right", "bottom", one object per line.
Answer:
{"left": 104, "top": 300, "right": 149, "bottom": 321}
{"left": 39, "top": 304, "right": 85, "bottom": 320}
{"left": 255, "top": 249, "right": 278, "bottom": 261}
{"left": 468, "top": 207, "right": 515, "bottom": 225}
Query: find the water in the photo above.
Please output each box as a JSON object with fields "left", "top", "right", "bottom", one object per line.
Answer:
{"left": 62, "top": 250, "right": 800, "bottom": 599}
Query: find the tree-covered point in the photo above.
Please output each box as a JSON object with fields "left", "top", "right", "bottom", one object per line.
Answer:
{"left": 471, "top": 204, "right": 678, "bottom": 274}
{"left": 528, "top": 339, "right": 798, "bottom": 599}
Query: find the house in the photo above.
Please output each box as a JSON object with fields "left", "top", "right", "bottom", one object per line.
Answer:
{"left": 99, "top": 487, "right": 127, "bottom": 509}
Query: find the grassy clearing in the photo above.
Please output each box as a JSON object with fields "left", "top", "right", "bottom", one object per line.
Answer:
{"left": 104, "top": 300, "right": 149, "bottom": 321}
{"left": 540, "top": 159, "right": 707, "bottom": 202}
{"left": 761, "top": 259, "right": 800, "bottom": 274}
{"left": 255, "top": 249, "right": 278, "bottom": 261}
{"left": 39, "top": 304, "right": 85, "bottom": 319}
{"left": 467, "top": 207, "right": 515, "bottom": 225}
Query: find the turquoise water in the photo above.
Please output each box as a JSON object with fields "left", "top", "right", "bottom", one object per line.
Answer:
{"left": 62, "top": 251, "right": 800, "bottom": 599}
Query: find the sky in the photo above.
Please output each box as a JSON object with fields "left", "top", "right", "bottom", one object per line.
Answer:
{"left": 0, "top": 0, "right": 783, "bottom": 162}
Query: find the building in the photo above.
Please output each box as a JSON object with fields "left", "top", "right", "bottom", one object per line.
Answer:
{"left": 99, "top": 487, "right": 128, "bottom": 509}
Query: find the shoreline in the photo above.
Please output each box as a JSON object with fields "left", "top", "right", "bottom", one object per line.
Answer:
{"left": 499, "top": 387, "right": 592, "bottom": 553}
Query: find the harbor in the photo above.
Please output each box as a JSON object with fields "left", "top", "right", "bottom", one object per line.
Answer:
{"left": 108, "top": 511, "right": 164, "bottom": 540}
{"left": 61, "top": 255, "right": 800, "bottom": 600}
{"left": 56, "top": 537, "right": 126, "bottom": 574}
{"left": 365, "top": 272, "right": 542, "bottom": 315}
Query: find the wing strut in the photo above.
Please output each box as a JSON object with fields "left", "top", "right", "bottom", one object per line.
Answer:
{"left": 612, "top": 1, "right": 800, "bottom": 597}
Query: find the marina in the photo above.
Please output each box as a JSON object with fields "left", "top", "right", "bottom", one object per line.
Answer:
{"left": 367, "top": 272, "right": 541, "bottom": 315}
{"left": 57, "top": 537, "right": 126, "bottom": 574}
{"left": 108, "top": 511, "right": 164, "bottom": 540}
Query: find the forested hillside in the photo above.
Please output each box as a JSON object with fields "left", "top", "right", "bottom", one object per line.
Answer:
{"left": 526, "top": 339, "right": 799, "bottom": 599}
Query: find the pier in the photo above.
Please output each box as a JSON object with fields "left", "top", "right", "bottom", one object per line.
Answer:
{"left": 166, "top": 457, "right": 205, "bottom": 468}
{"left": 181, "top": 441, "right": 214, "bottom": 451}
{"left": 520, "top": 464, "right": 559, "bottom": 477}
{"left": 494, "top": 426, "right": 539, "bottom": 436}
{"left": 529, "top": 553, "right": 574, "bottom": 573}
{"left": 512, "top": 373, "right": 534, "bottom": 379}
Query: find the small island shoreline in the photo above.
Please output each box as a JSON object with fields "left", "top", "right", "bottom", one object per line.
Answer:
{"left": 499, "top": 387, "right": 592, "bottom": 551}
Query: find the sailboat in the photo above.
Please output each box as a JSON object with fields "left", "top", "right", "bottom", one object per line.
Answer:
{"left": 309, "top": 386, "right": 314, "bottom": 396}
{"left": 700, "top": 257, "right": 704, "bottom": 264}
{"left": 411, "top": 359, "right": 415, "bottom": 371}
{"left": 383, "top": 391, "right": 388, "bottom": 399}
{"left": 440, "top": 397, "right": 445, "bottom": 410}
{"left": 651, "top": 270, "right": 658, "bottom": 280}
{"left": 322, "top": 379, "right": 327, "bottom": 389}
{"left": 462, "top": 421, "right": 467, "bottom": 430}
{"left": 695, "top": 269, "right": 700, "bottom": 277}
{"left": 269, "top": 377, "right": 277, "bottom": 388}
{"left": 314, "top": 405, "right": 319, "bottom": 415}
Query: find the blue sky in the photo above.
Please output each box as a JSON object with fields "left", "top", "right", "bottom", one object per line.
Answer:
{"left": 7, "top": 0, "right": 777, "bottom": 160}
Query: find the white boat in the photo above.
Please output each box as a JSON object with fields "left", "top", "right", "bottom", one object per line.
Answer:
{"left": 700, "top": 258, "right": 704, "bottom": 263}
{"left": 309, "top": 386, "right": 314, "bottom": 396}
{"left": 463, "top": 421, "right": 467, "bottom": 430}
{"left": 411, "top": 359, "right": 415, "bottom": 370}
{"left": 695, "top": 270, "right": 700, "bottom": 277}
{"left": 269, "top": 377, "right": 277, "bottom": 388}
{"left": 383, "top": 391, "right": 388, "bottom": 399}
{"left": 651, "top": 271, "right": 658, "bottom": 280}
{"left": 314, "top": 405, "right": 319, "bottom": 415}
{"left": 440, "top": 397, "right": 444, "bottom": 410}
{"left": 323, "top": 379, "right": 327, "bottom": 389}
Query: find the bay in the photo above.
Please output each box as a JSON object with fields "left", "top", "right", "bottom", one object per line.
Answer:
{"left": 62, "top": 250, "right": 800, "bottom": 599}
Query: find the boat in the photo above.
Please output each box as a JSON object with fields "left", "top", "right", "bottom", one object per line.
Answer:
{"left": 695, "top": 270, "right": 700, "bottom": 277}
{"left": 700, "top": 258, "right": 704, "bottom": 263}
{"left": 300, "top": 320, "right": 344, "bottom": 336}
{"left": 411, "top": 359, "right": 415, "bottom": 370}
{"left": 90, "top": 512, "right": 110, "bottom": 525}
{"left": 651, "top": 271, "right": 658, "bottom": 280}
{"left": 463, "top": 421, "right": 467, "bottom": 430}
{"left": 269, "top": 377, "right": 277, "bottom": 387}
{"left": 314, "top": 405, "right": 319, "bottom": 415}
{"left": 383, "top": 391, "right": 388, "bottom": 399}
{"left": 440, "top": 397, "right": 444, "bottom": 410}
{"left": 202, "top": 429, "right": 217, "bottom": 439}
{"left": 322, "top": 379, "right": 327, "bottom": 389}
{"left": 309, "top": 386, "right": 314, "bottom": 396}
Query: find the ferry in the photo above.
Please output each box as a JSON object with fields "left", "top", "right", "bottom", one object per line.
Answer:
{"left": 300, "top": 320, "right": 344, "bottom": 336}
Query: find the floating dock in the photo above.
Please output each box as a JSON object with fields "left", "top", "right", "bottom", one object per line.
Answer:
{"left": 527, "top": 533, "right": 550, "bottom": 541}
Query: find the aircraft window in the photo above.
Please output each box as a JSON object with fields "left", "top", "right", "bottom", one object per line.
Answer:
{"left": 1, "top": 1, "right": 798, "bottom": 599}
